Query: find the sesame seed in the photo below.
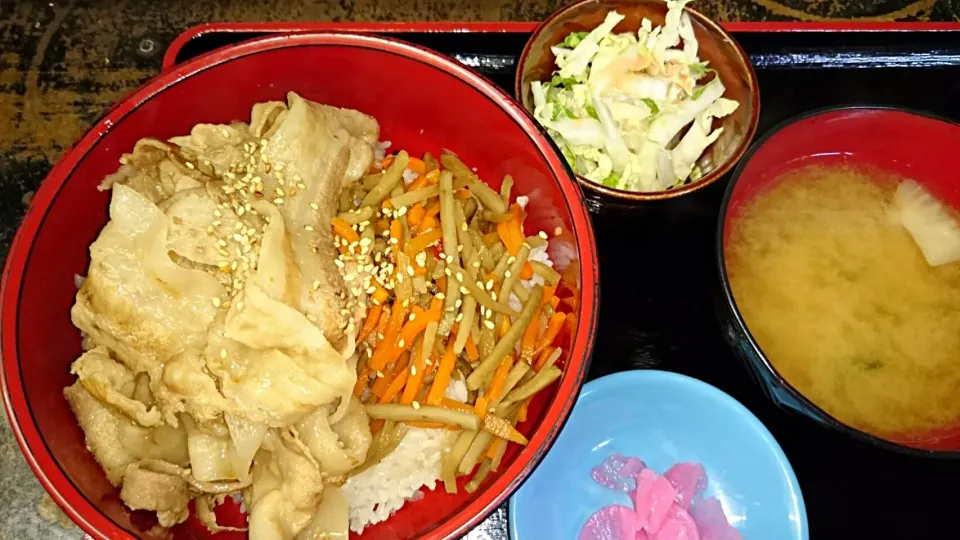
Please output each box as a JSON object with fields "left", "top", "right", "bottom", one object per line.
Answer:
{"left": 376, "top": 371, "right": 385, "bottom": 379}
{"left": 437, "top": 292, "right": 446, "bottom": 300}
{"left": 399, "top": 339, "right": 406, "bottom": 348}
{"left": 407, "top": 266, "right": 415, "bottom": 277}
{"left": 220, "top": 348, "right": 227, "bottom": 359}
{"left": 486, "top": 279, "right": 494, "bottom": 290}
{"left": 304, "top": 225, "right": 314, "bottom": 231}
{"left": 455, "top": 313, "right": 463, "bottom": 322}
{"left": 505, "top": 270, "right": 512, "bottom": 278}
{"left": 310, "top": 203, "right": 319, "bottom": 210}
{"left": 507, "top": 257, "right": 516, "bottom": 264}
{"left": 554, "top": 226, "right": 562, "bottom": 236}
{"left": 212, "top": 298, "right": 221, "bottom": 307}
{"left": 459, "top": 286, "right": 469, "bottom": 294}
{"left": 446, "top": 255, "right": 454, "bottom": 264}
{"left": 273, "top": 198, "right": 284, "bottom": 205}
{"left": 185, "top": 162, "right": 195, "bottom": 169}
{"left": 412, "top": 401, "right": 421, "bottom": 409}
{"left": 312, "top": 280, "right": 321, "bottom": 290}
{"left": 455, "top": 299, "right": 462, "bottom": 308}
{"left": 484, "top": 320, "right": 496, "bottom": 329}
{"left": 460, "top": 222, "right": 468, "bottom": 231}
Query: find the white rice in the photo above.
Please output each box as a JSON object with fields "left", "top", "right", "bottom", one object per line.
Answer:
{"left": 342, "top": 380, "right": 468, "bottom": 534}
{"left": 402, "top": 168, "right": 419, "bottom": 185}
{"left": 508, "top": 242, "right": 553, "bottom": 312}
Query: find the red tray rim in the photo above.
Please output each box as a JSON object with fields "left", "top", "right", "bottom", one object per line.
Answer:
{"left": 162, "top": 20, "right": 960, "bottom": 71}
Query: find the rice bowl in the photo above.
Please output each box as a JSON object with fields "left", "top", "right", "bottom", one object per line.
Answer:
{"left": 0, "top": 32, "right": 599, "bottom": 540}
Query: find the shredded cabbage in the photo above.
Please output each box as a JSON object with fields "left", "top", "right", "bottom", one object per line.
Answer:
{"left": 531, "top": 1, "right": 739, "bottom": 192}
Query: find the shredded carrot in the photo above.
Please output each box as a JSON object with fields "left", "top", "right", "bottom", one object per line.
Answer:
{"left": 370, "top": 419, "right": 384, "bottom": 434}
{"left": 408, "top": 174, "right": 430, "bottom": 191}
{"left": 520, "top": 261, "right": 534, "bottom": 280}
{"left": 549, "top": 296, "right": 560, "bottom": 310}
{"left": 392, "top": 298, "right": 442, "bottom": 363}
{"left": 353, "top": 367, "right": 371, "bottom": 398}
{"left": 427, "top": 340, "right": 457, "bottom": 405}
{"left": 497, "top": 204, "right": 526, "bottom": 255}
{"left": 498, "top": 315, "right": 511, "bottom": 338}
{"left": 407, "top": 203, "right": 426, "bottom": 230}
{"left": 487, "top": 438, "right": 505, "bottom": 460}
{"left": 535, "top": 312, "right": 566, "bottom": 356}
{"left": 381, "top": 155, "right": 395, "bottom": 169}
{"left": 518, "top": 399, "right": 530, "bottom": 423}
{"left": 357, "top": 304, "right": 383, "bottom": 343}
{"left": 474, "top": 395, "right": 489, "bottom": 419}
{"left": 382, "top": 199, "right": 392, "bottom": 211}
{"left": 419, "top": 214, "right": 438, "bottom": 233}
{"left": 436, "top": 275, "right": 447, "bottom": 294}
{"left": 425, "top": 201, "right": 441, "bottom": 218}
{"left": 400, "top": 339, "right": 432, "bottom": 405}
{"left": 486, "top": 353, "right": 514, "bottom": 403}
{"left": 375, "top": 219, "right": 390, "bottom": 234}
{"left": 541, "top": 284, "right": 557, "bottom": 306}
{"left": 455, "top": 188, "right": 471, "bottom": 199}
{"left": 562, "top": 313, "right": 577, "bottom": 349}
{"left": 519, "top": 306, "right": 541, "bottom": 362}
{"left": 378, "top": 365, "right": 410, "bottom": 403}
{"left": 440, "top": 398, "right": 475, "bottom": 414}
{"left": 407, "top": 157, "right": 426, "bottom": 175}
{"left": 371, "top": 283, "right": 391, "bottom": 306}
{"left": 482, "top": 232, "right": 500, "bottom": 246}
{"left": 389, "top": 220, "right": 404, "bottom": 252}
{"left": 331, "top": 217, "right": 360, "bottom": 244}
{"left": 464, "top": 334, "right": 479, "bottom": 361}
{"left": 534, "top": 346, "right": 557, "bottom": 372}
{"left": 372, "top": 351, "right": 410, "bottom": 398}
{"left": 406, "top": 228, "right": 443, "bottom": 255}
{"left": 369, "top": 302, "right": 409, "bottom": 371}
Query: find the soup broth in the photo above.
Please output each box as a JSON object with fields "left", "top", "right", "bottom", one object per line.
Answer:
{"left": 726, "top": 164, "right": 960, "bottom": 438}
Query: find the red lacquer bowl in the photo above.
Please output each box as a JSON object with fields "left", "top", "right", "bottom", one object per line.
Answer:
{"left": 717, "top": 106, "right": 960, "bottom": 457}
{"left": 0, "top": 33, "right": 600, "bottom": 539}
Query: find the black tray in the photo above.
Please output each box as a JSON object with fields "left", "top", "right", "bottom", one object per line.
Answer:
{"left": 166, "top": 25, "right": 960, "bottom": 540}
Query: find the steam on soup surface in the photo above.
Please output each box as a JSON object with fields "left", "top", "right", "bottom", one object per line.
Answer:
{"left": 725, "top": 164, "right": 960, "bottom": 438}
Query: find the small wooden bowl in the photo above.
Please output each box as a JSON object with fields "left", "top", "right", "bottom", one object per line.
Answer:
{"left": 515, "top": 0, "right": 760, "bottom": 204}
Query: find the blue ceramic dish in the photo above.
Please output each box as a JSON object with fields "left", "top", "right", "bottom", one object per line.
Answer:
{"left": 509, "top": 370, "right": 807, "bottom": 540}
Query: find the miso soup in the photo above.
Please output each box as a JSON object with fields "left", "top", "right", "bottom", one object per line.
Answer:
{"left": 725, "top": 165, "right": 960, "bottom": 438}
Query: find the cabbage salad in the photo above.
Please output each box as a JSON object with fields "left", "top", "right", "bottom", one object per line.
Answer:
{"left": 530, "top": 0, "right": 739, "bottom": 192}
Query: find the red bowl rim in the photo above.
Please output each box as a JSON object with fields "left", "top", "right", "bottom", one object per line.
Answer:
{"left": 514, "top": 0, "right": 761, "bottom": 203}
{"left": 715, "top": 105, "right": 960, "bottom": 459}
{"left": 0, "top": 32, "right": 601, "bottom": 539}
